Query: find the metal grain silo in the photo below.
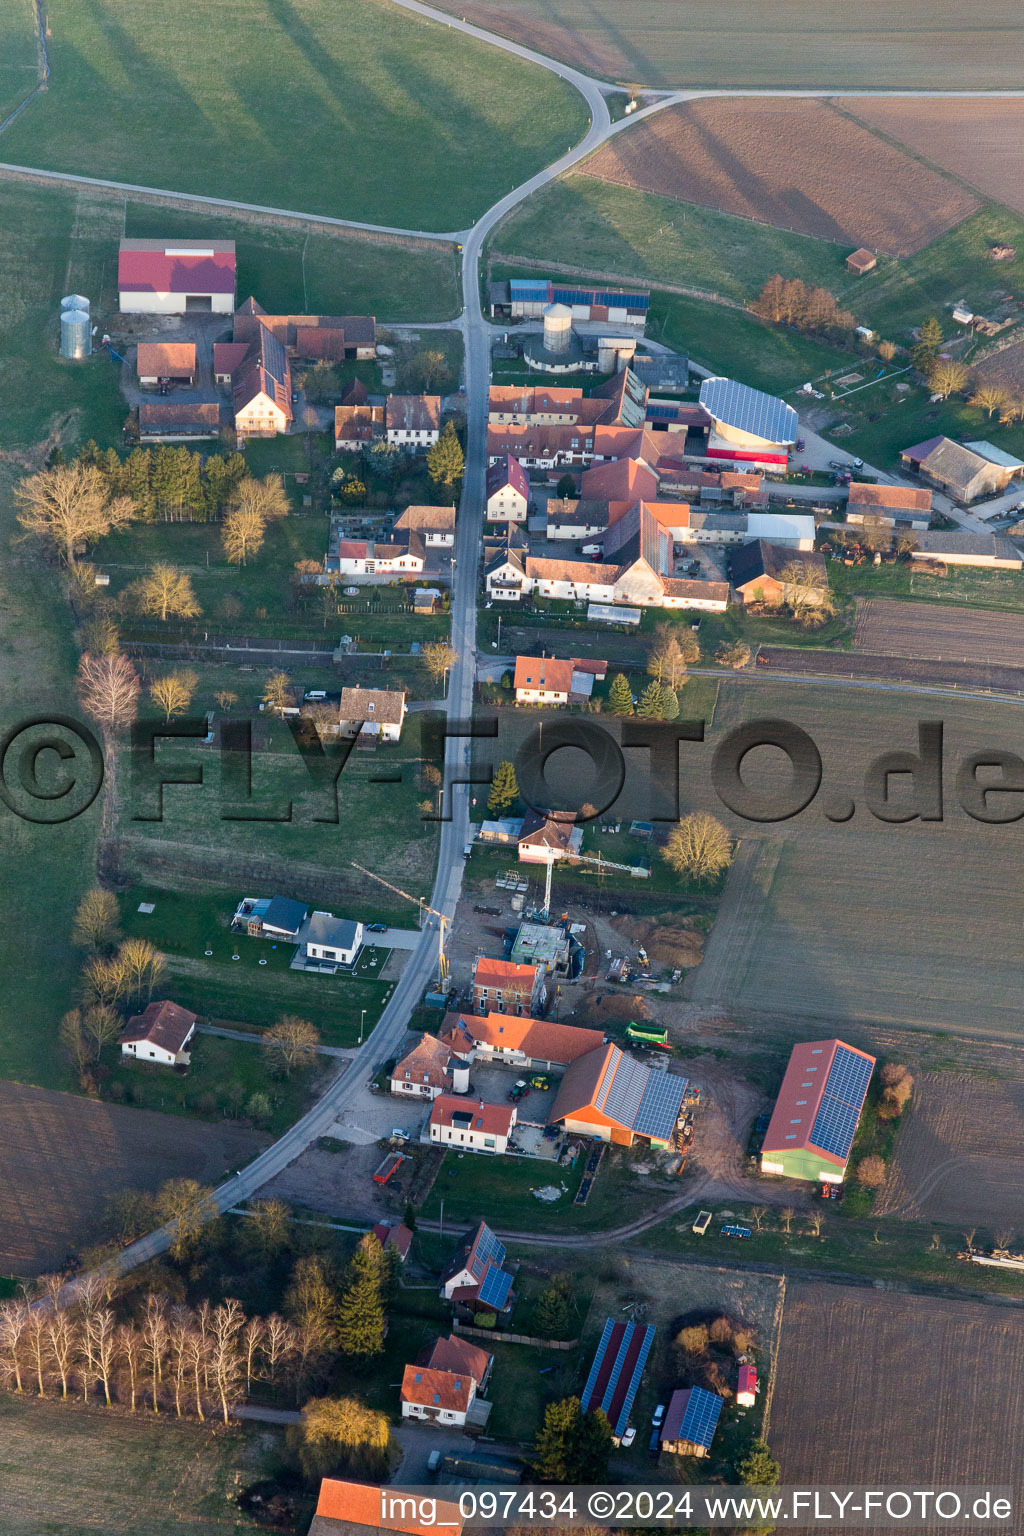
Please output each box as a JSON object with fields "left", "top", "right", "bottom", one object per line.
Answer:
{"left": 61, "top": 293, "right": 90, "bottom": 312}
{"left": 60, "top": 307, "right": 91, "bottom": 359}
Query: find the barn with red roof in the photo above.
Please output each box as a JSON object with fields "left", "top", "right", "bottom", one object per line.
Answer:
{"left": 118, "top": 238, "right": 236, "bottom": 315}
{"left": 760, "top": 1038, "right": 875, "bottom": 1184}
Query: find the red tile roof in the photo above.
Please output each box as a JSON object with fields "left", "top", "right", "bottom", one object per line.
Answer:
{"left": 426, "top": 1333, "right": 492, "bottom": 1382}
{"left": 473, "top": 957, "right": 538, "bottom": 993}
{"left": 392, "top": 1032, "right": 452, "bottom": 1091}
{"left": 761, "top": 1038, "right": 876, "bottom": 1168}
{"left": 136, "top": 342, "right": 196, "bottom": 376}
{"left": 386, "top": 395, "right": 441, "bottom": 432}
{"left": 212, "top": 341, "right": 249, "bottom": 376}
{"left": 848, "top": 481, "right": 932, "bottom": 510}
{"left": 400, "top": 1363, "right": 473, "bottom": 1412}
{"left": 371, "top": 1222, "right": 413, "bottom": 1260}
{"left": 118, "top": 239, "right": 235, "bottom": 295}
{"left": 428, "top": 1095, "right": 515, "bottom": 1138}
{"left": 444, "top": 1010, "right": 605, "bottom": 1066}
{"left": 315, "top": 1479, "right": 463, "bottom": 1534}
{"left": 514, "top": 655, "right": 575, "bottom": 695}
{"left": 120, "top": 1000, "right": 196, "bottom": 1053}
{"left": 580, "top": 457, "right": 659, "bottom": 502}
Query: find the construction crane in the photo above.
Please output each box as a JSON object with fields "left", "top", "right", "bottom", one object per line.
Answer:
{"left": 536, "top": 842, "right": 646, "bottom": 921}
{"left": 351, "top": 862, "right": 451, "bottom": 988}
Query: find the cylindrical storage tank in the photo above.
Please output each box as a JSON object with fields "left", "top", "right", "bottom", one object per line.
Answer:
{"left": 451, "top": 1063, "right": 471, "bottom": 1094}
{"left": 61, "top": 293, "right": 90, "bottom": 312}
{"left": 597, "top": 342, "right": 614, "bottom": 371}
{"left": 543, "top": 302, "right": 572, "bottom": 354}
{"left": 60, "top": 308, "right": 91, "bottom": 360}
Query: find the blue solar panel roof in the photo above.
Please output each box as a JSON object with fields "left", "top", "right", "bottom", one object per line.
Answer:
{"left": 478, "top": 1264, "right": 513, "bottom": 1310}
{"left": 679, "top": 1387, "right": 723, "bottom": 1449}
{"left": 604, "top": 1057, "right": 646, "bottom": 1127}
{"left": 469, "top": 1222, "right": 506, "bottom": 1279}
{"left": 634, "top": 1073, "right": 687, "bottom": 1141}
{"left": 510, "top": 280, "right": 550, "bottom": 300}
{"left": 808, "top": 1045, "right": 874, "bottom": 1160}
{"left": 699, "top": 376, "right": 798, "bottom": 445}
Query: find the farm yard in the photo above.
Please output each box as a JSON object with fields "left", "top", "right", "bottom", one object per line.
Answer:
{"left": 875, "top": 1073, "right": 1024, "bottom": 1230}
{"left": 0, "top": 1081, "right": 268, "bottom": 1274}
{"left": 428, "top": 0, "right": 1024, "bottom": 89}
{"left": 583, "top": 100, "right": 978, "bottom": 255}
{"left": 0, "top": 0, "right": 587, "bottom": 230}
{"left": 0, "top": 1396, "right": 286, "bottom": 1536}
{"left": 844, "top": 98, "right": 1024, "bottom": 219}
{"left": 770, "top": 1283, "right": 1024, "bottom": 1521}
{"left": 853, "top": 598, "right": 1024, "bottom": 668}
{"left": 683, "top": 681, "right": 1024, "bottom": 1042}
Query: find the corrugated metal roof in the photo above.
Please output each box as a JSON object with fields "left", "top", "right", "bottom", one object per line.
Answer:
{"left": 699, "top": 376, "right": 798, "bottom": 445}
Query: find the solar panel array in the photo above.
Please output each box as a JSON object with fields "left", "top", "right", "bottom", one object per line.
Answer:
{"left": 510, "top": 280, "right": 550, "bottom": 300}
{"left": 809, "top": 1045, "right": 874, "bottom": 1159}
{"left": 612, "top": 1324, "right": 655, "bottom": 1436}
{"left": 469, "top": 1223, "right": 506, "bottom": 1279}
{"left": 699, "top": 376, "right": 798, "bottom": 446}
{"left": 604, "top": 1056, "right": 646, "bottom": 1128}
{"left": 634, "top": 1073, "right": 687, "bottom": 1141}
{"left": 679, "top": 1386, "right": 723, "bottom": 1449}
{"left": 580, "top": 1319, "right": 615, "bottom": 1414}
{"left": 478, "top": 1265, "right": 513, "bottom": 1311}
{"left": 594, "top": 1050, "right": 620, "bottom": 1112}
{"left": 551, "top": 286, "right": 650, "bottom": 310}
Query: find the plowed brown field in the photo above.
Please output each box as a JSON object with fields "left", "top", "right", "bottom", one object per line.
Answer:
{"left": 583, "top": 100, "right": 979, "bottom": 254}
{"left": 771, "top": 1283, "right": 1024, "bottom": 1528}
{"left": 844, "top": 98, "right": 1024, "bottom": 216}
{"left": 875, "top": 1073, "right": 1024, "bottom": 1229}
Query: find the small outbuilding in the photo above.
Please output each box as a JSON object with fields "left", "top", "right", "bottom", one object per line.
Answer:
{"left": 660, "top": 1385, "right": 724, "bottom": 1457}
{"left": 845, "top": 248, "right": 877, "bottom": 275}
{"left": 136, "top": 341, "right": 196, "bottom": 385}
{"left": 737, "top": 1362, "right": 757, "bottom": 1408}
{"left": 120, "top": 1000, "right": 197, "bottom": 1067}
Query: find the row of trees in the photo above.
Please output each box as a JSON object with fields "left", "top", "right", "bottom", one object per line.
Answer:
{"left": 752, "top": 275, "right": 856, "bottom": 339}
{"left": 75, "top": 442, "right": 249, "bottom": 522}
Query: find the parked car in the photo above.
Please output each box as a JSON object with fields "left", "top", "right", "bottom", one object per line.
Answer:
{"left": 366, "top": 922, "right": 388, "bottom": 933}
{"left": 390, "top": 1128, "right": 410, "bottom": 1142}
{"left": 620, "top": 1426, "right": 636, "bottom": 1448}
{"left": 652, "top": 1403, "right": 666, "bottom": 1427}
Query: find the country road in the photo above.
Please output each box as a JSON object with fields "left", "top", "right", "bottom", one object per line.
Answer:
{"left": 51, "top": 0, "right": 1024, "bottom": 1297}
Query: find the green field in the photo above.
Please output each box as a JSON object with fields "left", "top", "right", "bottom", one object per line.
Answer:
{"left": 0, "top": 0, "right": 39, "bottom": 118}
{"left": 0, "top": 1395, "right": 288, "bottom": 1535}
{"left": 0, "top": 0, "right": 588, "bottom": 229}
{"left": 828, "top": 552, "right": 1024, "bottom": 612}
{"left": 821, "top": 372, "right": 1024, "bottom": 474}
{"left": 429, "top": 0, "right": 1024, "bottom": 90}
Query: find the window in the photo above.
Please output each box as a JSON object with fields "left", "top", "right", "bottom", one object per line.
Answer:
{"left": 484, "top": 1138, "right": 495, "bottom": 1148}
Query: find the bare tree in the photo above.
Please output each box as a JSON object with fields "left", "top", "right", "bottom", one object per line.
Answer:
{"left": 167, "top": 1305, "right": 192, "bottom": 1418}
{"left": 119, "top": 937, "right": 165, "bottom": 1002}
{"left": 59, "top": 1008, "right": 94, "bottom": 1080}
{"left": 876, "top": 339, "right": 897, "bottom": 363}
{"left": 263, "top": 1015, "right": 320, "bottom": 1078}
{"left": 45, "top": 1308, "right": 75, "bottom": 1400}
{"left": 222, "top": 505, "right": 266, "bottom": 566}
{"left": 662, "top": 812, "right": 733, "bottom": 882}
{"left": 421, "top": 640, "right": 458, "bottom": 690}
{"left": 214, "top": 689, "right": 239, "bottom": 711}
{"left": 750, "top": 1206, "right": 766, "bottom": 1232}
{"left": 262, "top": 1313, "right": 298, "bottom": 1387}
{"left": 262, "top": 671, "right": 292, "bottom": 715}
{"left": 969, "top": 382, "right": 1009, "bottom": 419}
{"left": 135, "top": 563, "right": 201, "bottom": 622}
{"left": 149, "top": 668, "right": 199, "bottom": 721}
{"left": 230, "top": 474, "right": 290, "bottom": 522}
{"left": 715, "top": 639, "right": 752, "bottom": 671}
{"left": 156, "top": 1180, "right": 217, "bottom": 1263}
{"left": 117, "top": 1323, "right": 143, "bottom": 1411}
{"left": 242, "top": 1315, "right": 266, "bottom": 1394}
{"left": 24, "top": 1308, "right": 49, "bottom": 1396}
{"left": 856, "top": 1155, "right": 886, "bottom": 1189}
{"left": 185, "top": 1327, "right": 207, "bottom": 1421}
{"left": 72, "top": 888, "right": 120, "bottom": 952}
{"left": 81, "top": 1002, "right": 121, "bottom": 1061}
{"left": 77, "top": 652, "right": 140, "bottom": 735}
{"left": 142, "top": 1294, "right": 169, "bottom": 1413}
{"left": 807, "top": 1208, "right": 824, "bottom": 1238}
{"left": 780, "top": 1206, "right": 794, "bottom": 1234}
{"left": 87, "top": 1308, "right": 117, "bottom": 1406}
{"left": 15, "top": 462, "right": 134, "bottom": 564}
{"left": 210, "top": 1300, "right": 245, "bottom": 1423}
{"left": 927, "top": 358, "right": 969, "bottom": 400}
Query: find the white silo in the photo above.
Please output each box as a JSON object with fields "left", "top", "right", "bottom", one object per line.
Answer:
{"left": 451, "top": 1062, "right": 471, "bottom": 1094}
{"left": 60, "top": 307, "right": 91, "bottom": 360}
{"left": 543, "top": 302, "right": 572, "bottom": 354}
{"left": 61, "top": 294, "right": 90, "bottom": 312}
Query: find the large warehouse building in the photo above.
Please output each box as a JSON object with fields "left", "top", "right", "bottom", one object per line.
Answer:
{"left": 698, "top": 376, "right": 798, "bottom": 470}
{"left": 118, "top": 239, "right": 236, "bottom": 314}
{"left": 761, "top": 1038, "right": 876, "bottom": 1184}
{"left": 491, "top": 277, "right": 650, "bottom": 327}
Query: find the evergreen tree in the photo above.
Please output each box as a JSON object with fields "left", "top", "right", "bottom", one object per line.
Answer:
{"left": 659, "top": 684, "right": 679, "bottom": 720}
{"left": 607, "top": 673, "right": 633, "bottom": 715}
{"left": 533, "top": 1397, "right": 612, "bottom": 1483}
{"left": 488, "top": 759, "right": 519, "bottom": 815}
{"left": 556, "top": 473, "right": 575, "bottom": 499}
{"left": 336, "top": 1234, "right": 388, "bottom": 1357}
{"left": 735, "top": 1439, "right": 780, "bottom": 1486}
{"left": 912, "top": 316, "right": 943, "bottom": 373}
{"left": 125, "top": 447, "right": 155, "bottom": 521}
{"left": 534, "top": 1283, "right": 572, "bottom": 1339}
{"left": 636, "top": 680, "right": 666, "bottom": 719}
{"left": 427, "top": 420, "right": 465, "bottom": 489}
{"left": 402, "top": 1198, "right": 417, "bottom": 1233}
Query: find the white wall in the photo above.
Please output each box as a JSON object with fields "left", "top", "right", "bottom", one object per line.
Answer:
{"left": 119, "top": 292, "right": 234, "bottom": 315}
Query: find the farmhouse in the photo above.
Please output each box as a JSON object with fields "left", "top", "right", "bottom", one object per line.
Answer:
{"left": 513, "top": 654, "right": 605, "bottom": 706}
{"left": 659, "top": 466, "right": 767, "bottom": 509}
{"left": 401, "top": 1334, "right": 493, "bottom": 1427}
{"left": 545, "top": 496, "right": 609, "bottom": 540}
{"left": 337, "top": 687, "right": 407, "bottom": 743}
{"left": 440, "top": 1010, "right": 604, "bottom": 1070}
{"left": 327, "top": 536, "right": 426, "bottom": 579}
{"left": 846, "top": 248, "right": 878, "bottom": 275}
{"left": 698, "top": 377, "right": 798, "bottom": 469}
{"left": 440, "top": 1221, "right": 515, "bottom": 1310}
{"left": 483, "top": 539, "right": 527, "bottom": 601}
{"left": 138, "top": 402, "right": 221, "bottom": 442}
{"left": 580, "top": 1318, "right": 656, "bottom": 1441}
{"left": 136, "top": 342, "right": 196, "bottom": 386}
{"left": 486, "top": 455, "right": 530, "bottom": 521}
{"left": 229, "top": 317, "right": 293, "bottom": 439}
{"left": 510, "top": 549, "right": 728, "bottom": 612}
{"left": 909, "top": 531, "right": 1023, "bottom": 570}
{"left": 580, "top": 456, "right": 659, "bottom": 503}
{"left": 391, "top": 1033, "right": 455, "bottom": 1098}
{"left": 731, "top": 540, "right": 829, "bottom": 607}
{"left": 486, "top": 421, "right": 595, "bottom": 468}
{"left": 386, "top": 395, "right": 441, "bottom": 448}
{"left": 517, "top": 807, "right": 584, "bottom": 863}
{"left": 846, "top": 482, "right": 932, "bottom": 530}
{"left": 899, "top": 436, "right": 1017, "bottom": 504}
{"left": 392, "top": 504, "right": 456, "bottom": 546}
{"left": 118, "top": 238, "right": 236, "bottom": 314}
{"left": 472, "top": 956, "right": 546, "bottom": 1016}
{"left": 548, "top": 1042, "right": 686, "bottom": 1148}
{"left": 333, "top": 404, "right": 384, "bottom": 451}
{"left": 233, "top": 300, "right": 375, "bottom": 360}
{"left": 428, "top": 1096, "right": 515, "bottom": 1155}
{"left": 120, "top": 1000, "right": 197, "bottom": 1067}
{"left": 760, "top": 1038, "right": 876, "bottom": 1184}
{"left": 660, "top": 1386, "right": 724, "bottom": 1457}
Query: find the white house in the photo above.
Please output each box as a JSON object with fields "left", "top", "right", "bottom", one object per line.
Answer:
{"left": 400, "top": 1336, "right": 493, "bottom": 1427}
{"left": 386, "top": 395, "right": 441, "bottom": 448}
{"left": 391, "top": 1033, "right": 455, "bottom": 1098}
{"left": 303, "top": 912, "right": 363, "bottom": 965}
{"left": 392, "top": 504, "right": 456, "bottom": 547}
{"left": 428, "top": 1096, "right": 515, "bottom": 1155}
{"left": 485, "top": 455, "right": 530, "bottom": 522}
{"left": 337, "top": 687, "right": 407, "bottom": 743}
{"left": 118, "top": 239, "right": 236, "bottom": 315}
{"left": 329, "top": 538, "right": 425, "bottom": 578}
{"left": 120, "top": 1000, "right": 197, "bottom": 1067}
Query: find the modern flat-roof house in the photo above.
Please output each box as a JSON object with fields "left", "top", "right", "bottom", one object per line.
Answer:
{"left": 472, "top": 956, "right": 546, "bottom": 1016}
{"left": 136, "top": 342, "right": 196, "bottom": 386}
{"left": 120, "top": 1000, "right": 197, "bottom": 1067}
{"left": 846, "top": 481, "right": 932, "bottom": 530}
{"left": 509, "top": 920, "right": 572, "bottom": 976}
{"left": 899, "top": 435, "right": 1017, "bottom": 504}
{"left": 486, "top": 455, "right": 530, "bottom": 522}
{"left": 303, "top": 913, "right": 363, "bottom": 966}
{"left": 392, "top": 504, "right": 456, "bottom": 547}
{"left": 909, "top": 530, "right": 1023, "bottom": 569}
{"left": 548, "top": 1042, "right": 686, "bottom": 1148}
{"left": 580, "top": 1318, "right": 656, "bottom": 1441}
{"left": 336, "top": 687, "right": 407, "bottom": 743}
{"left": 698, "top": 377, "right": 798, "bottom": 470}
{"left": 760, "top": 1037, "right": 876, "bottom": 1184}
{"left": 428, "top": 1096, "right": 515, "bottom": 1155}
{"left": 660, "top": 1386, "right": 724, "bottom": 1457}
{"left": 391, "top": 1033, "right": 455, "bottom": 1098}
{"left": 440, "top": 1010, "right": 605, "bottom": 1071}
{"left": 118, "top": 238, "right": 236, "bottom": 314}
{"left": 731, "top": 540, "right": 829, "bottom": 607}
{"left": 233, "top": 894, "right": 308, "bottom": 941}
{"left": 440, "top": 1221, "right": 515, "bottom": 1310}
{"left": 386, "top": 395, "right": 441, "bottom": 448}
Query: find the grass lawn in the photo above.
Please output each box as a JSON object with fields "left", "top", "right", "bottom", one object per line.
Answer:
{"left": 651, "top": 291, "right": 859, "bottom": 395}
{"left": 827, "top": 554, "right": 1024, "bottom": 613}
{"left": 119, "top": 884, "right": 394, "bottom": 1044}
{"left": 820, "top": 375, "right": 1024, "bottom": 476}
{"left": 123, "top": 203, "right": 460, "bottom": 322}
{"left": 0, "top": 0, "right": 38, "bottom": 118}
{"left": 1, "top": 0, "right": 587, "bottom": 230}
{"left": 0, "top": 1394, "right": 289, "bottom": 1536}
{"left": 484, "top": 1339, "right": 580, "bottom": 1444}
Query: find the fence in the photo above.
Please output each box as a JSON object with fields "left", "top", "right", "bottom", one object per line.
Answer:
{"left": 453, "top": 1320, "right": 579, "bottom": 1351}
